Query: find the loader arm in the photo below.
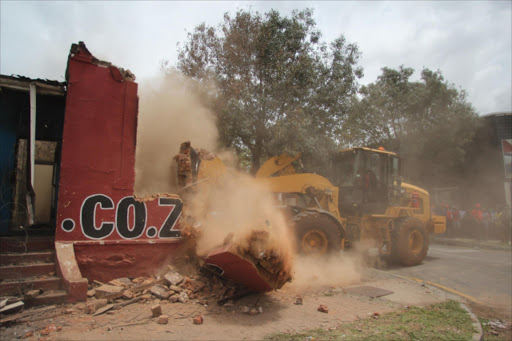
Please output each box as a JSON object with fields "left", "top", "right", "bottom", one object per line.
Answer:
{"left": 258, "top": 173, "right": 342, "bottom": 221}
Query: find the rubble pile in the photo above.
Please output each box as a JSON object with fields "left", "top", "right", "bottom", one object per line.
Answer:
{"left": 234, "top": 229, "right": 292, "bottom": 290}
{"left": 82, "top": 267, "right": 249, "bottom": 315}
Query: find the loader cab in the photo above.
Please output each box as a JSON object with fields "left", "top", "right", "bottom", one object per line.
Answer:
{"left": 330, "top": 147, "right": 401, "bottom": 216}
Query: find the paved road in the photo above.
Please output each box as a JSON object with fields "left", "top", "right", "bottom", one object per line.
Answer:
{"left": 381, "top": 244, "right": 512, "bottom": 312}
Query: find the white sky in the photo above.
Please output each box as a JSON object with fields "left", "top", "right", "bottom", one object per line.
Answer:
{"left": 1, "top": 1, "right": 510, "bottom": 115}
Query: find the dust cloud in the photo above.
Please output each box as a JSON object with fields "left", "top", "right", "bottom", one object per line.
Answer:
{"left": 133, "top": 71, "right": 369, "bottom": 290}
{"left": 134, "top": 72, "right": 218, "bottom": 196}
{"left": 186, "top": 173, "right": 293, "bottom": 258}
{"left": 290, "top": 254, "right": 362, "bottom": 289}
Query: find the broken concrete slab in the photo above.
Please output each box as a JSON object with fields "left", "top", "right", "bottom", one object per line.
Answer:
{"left": 164, "top": 271, "right": 184, "bottom": 286}
{"left": 93, "top": 304, "right": 114, "bottom": 316}
{"left": 149, "top": 285, "right": 171, "bottom": 300}
{"left": 0, "top": 301, "right": 24, "bottom": 314}
{"left": 94, "top": 285, "right": 124, "bottom": 299}
{"left": 108, "top": 278, "right": 132, "bottom": 288}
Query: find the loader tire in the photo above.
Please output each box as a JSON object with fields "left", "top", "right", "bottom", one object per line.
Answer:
{"left": 391, "top": 217, "right": 428, "bottom": 266}
{"left": 293, "top": 212, "right": 342, "bottom": 256}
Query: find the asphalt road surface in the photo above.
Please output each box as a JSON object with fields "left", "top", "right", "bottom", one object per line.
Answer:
{"left": 381, "top": 243, "right": 512, "bottom": 314}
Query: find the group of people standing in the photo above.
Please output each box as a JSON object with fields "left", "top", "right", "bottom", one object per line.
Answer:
{"left": 434, "top": 203, "right": 511, "bottom": 243}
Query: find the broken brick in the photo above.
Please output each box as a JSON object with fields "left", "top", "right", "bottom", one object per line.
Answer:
{"left": 169, "top": 295, "right": 179, "bottom": 303}
{"left": 318, "top": 305, "right": 328, "bottom": 313}
{"left": 151, "top": 304, "right": 162, "bottom": 317}
{"left": 123, "top": 290, "right": 134, "bottom": 300}
{"left": 157, "top": 315, "right": 169, "bottom": 324}
{"left": 193, "top": 315, "right": 203, "bottom": 325}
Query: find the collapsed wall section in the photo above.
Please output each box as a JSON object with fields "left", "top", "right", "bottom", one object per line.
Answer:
{"left": 55, "top": 43, "right": 184, "bottom": 285}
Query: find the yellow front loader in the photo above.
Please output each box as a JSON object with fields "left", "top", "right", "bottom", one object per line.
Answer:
{"left": 256, "top": 147, "right": 446, "bottom": 266}
{"left": 179, "top": 142, "right": 445, "bottom": 266}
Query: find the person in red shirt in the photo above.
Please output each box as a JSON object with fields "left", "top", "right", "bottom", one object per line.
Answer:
{"left": 471, "top": 204, "right": 483, "bottom": 239}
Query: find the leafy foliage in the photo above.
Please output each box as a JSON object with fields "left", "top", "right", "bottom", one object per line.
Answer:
{"left": 345, "top": 66, "right": 479, "bottom": 188}
{"left": 175, "top": 9, "right": 363, "bottom": 172}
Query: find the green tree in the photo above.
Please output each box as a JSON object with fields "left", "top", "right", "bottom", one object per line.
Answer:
{"left": 174, "top": 9, "right": 363, "bottom": 172}
{"left": 345, "top": 66, "right": 479, "bottom": 188}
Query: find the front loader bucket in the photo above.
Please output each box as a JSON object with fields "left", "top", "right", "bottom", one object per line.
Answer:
{"left": 203, "top": 244, "right": 273, "bottom": 292}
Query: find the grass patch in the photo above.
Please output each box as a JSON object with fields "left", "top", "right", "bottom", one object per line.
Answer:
{"left": 265, "top": 300, "right": 476, "bottom": 341}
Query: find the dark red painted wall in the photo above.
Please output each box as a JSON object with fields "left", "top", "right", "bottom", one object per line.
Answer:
{"left": 55, "top": 44, "right": 182, "bottom": 282}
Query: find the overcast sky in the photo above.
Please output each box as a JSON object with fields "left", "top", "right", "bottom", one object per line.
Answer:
{"left": 1, "top": 1, "right": 510, "bottom": 115}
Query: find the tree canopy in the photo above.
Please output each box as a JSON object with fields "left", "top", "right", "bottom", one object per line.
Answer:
{"left": 344, "top": 66, "right": 479, "bottom": 188}
{"left": 175, "top": 9, "right": 363, "bottom": 172}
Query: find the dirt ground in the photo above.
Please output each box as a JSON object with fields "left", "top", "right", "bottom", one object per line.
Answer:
{"left": 0, "top": 268, "right": 452, "bottom": 341}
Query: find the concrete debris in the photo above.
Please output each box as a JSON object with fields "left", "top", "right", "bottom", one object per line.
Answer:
{"left": 0, "top": 301, "right": 24, "bottom": 315}
{"left": 85, "top": 299, "right": 108, "bottom": 314}
{"left": 486, "top": 320, "right": 510, "bottom": 330}
{"left": 164, "top": 271, "right": 184, "bottom": 286}
{"left": 123, "top": 290, "right": 134, "bottom": 300}
{"left": 87, "top": 289, "right": 96, "bottom": 297}
{"left": 108, "top": 278, "right": 131, "bottom": 288}
{"left": 132, "top": 277, "right": 145, "bottom": 284}
{"left": 169, "top": 285, "right": 182, "bottom": 293}
{"left": 85, "top": 302, "right": 96, "bottom": 315}
{"left": 318, "top": 305, "right": 328, "bottom": 313}
{"left": 178, "top": 291, "right": 189, "bottom": 303}
{"left": 24, "top": 289, "right": 42, "bottom": 299}
{"left": 193, "top": 315, "right": 204, "bottom": 325}
{"left": 151, "top": 304, "right": 162, "bottom": 318}
{"left": 149, "top": 285, "right": 171, "bottom": 300}
{"left": 93, "top": 304, "right": 114, "bottom": 316}
{"left": 158, "top": 315, "right": 169, "bottom": 325}
{"left": 295, "top": 297, "right": 303, "bottom": 305}
{"left": 249, "top": 308, "right": 260, "bottom": 315}
{"left": 94, "top": 284, "right": 124, "bottom": 299}
{"left": 169, "top": 295, "right": 179, "bottom": 303}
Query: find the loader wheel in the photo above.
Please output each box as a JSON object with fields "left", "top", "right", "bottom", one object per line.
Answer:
{"left": 391, "top": 217, "right": 428, "bottom": 266}
{"left": 293, "top": 212, "right": 342, "bottom": 255}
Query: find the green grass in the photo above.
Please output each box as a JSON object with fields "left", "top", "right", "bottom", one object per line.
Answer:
{"left": 265, "top": 300, "right": 476, "bottom": 341}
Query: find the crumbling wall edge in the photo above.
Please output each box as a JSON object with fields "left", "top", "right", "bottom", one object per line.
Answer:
{"left": 55, "top": 242, "right": 88, "bottom": 302}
